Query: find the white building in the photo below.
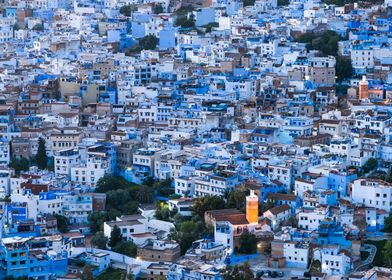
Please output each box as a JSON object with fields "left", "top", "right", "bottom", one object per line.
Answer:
{"left": 194, "top": 174, "right": 238, "bottom": 197}
{"left": 0, "top": 168, "right": 13, "bottom": 198}
{"left": 70, "top": 144, "right": 116, "bottom": 187}
{"left": 298, "top": 207, "right": 327, "bottom": 231}
{"left": 0, "top": 138, "right": 10, "bottom": 167}
{"left": 263, "top": 204, "right": 291, "bottom": 230}
{"left": 38, "top": 192, "right": 64, "bottom": 216}
{"left": 320, "top": 246, "right": 352, "bottom": 276}
{"left": 168, "top": 198, "right": 194, "bottom": 217}
{"left": 254, "top": 0, "right": 277, "bottom": 12}
{"left": 283, "top": 242, "right": 309, "bottom": 269}
{"left": 282, "top": 117, "right": 313, "bottom": 137}
{"left": 351, "top": 47, "right": 374, "bottom": 69}
{"left": 351, "top": 179, "right": 392, "bottom": 212}
{"left": 138, "top": 105, "right": 158, "bottom": 123}
{"left": 63, "top": 193, "right": 93, "bottom": 225}
{"left": 132, "top": 149, "right": 156, "bottom": 176}
{"left": 54, "top": 149, "right": 80, "bottom": 178}
{"left": 0, "top": 17, "right": 14, "bottom": 43}
{"left": 267, "top": 164, "right": 292, "bottom": 189}
{"left": 174, "top": 176, "right": 195, "bottom": 196}
{"left": 103, "top": 215, "right": 147, "bottom": 242}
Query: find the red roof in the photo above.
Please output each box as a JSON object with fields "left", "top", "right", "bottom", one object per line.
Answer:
{"left": 21, "top": 183, "right": 49, "bottom": 195}
{"left": 215, "top": 213, "right": 250, "bottom": 225}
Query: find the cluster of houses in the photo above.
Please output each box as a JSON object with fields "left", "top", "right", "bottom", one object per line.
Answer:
{"left": 0, "top": 0, "right": 392, "bottom": 279}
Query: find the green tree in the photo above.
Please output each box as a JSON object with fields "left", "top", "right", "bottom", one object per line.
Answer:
{"left": 203, "top": 22, "right": 219, "bottom": 33}
{"left": 113, "top": 241, "right": 137, "bottom": 257}
{"left": 325, "top": 0, "right": 347, "bottom": 5}
{"left": 54, "top": 214, "right": 68, "bottom": 233}
{"left": 309, "top": 259, "right": 322, "bottom": 273}
{"left": 362, "top": 158, "right": 378, "bottom": 174}
{"left": 47, "top": 157, "right": 55, "bottom": 172}
{"left": 119, "top": 5, "right": 137, "bottom": 16}
{"left": 155, "top": 202, "right": 171, "bottom": 221}
{"left": 336, "top": 84, "right": 350, "bottom": 95}
{"left": 324, "top": 0, "right": 382, "bottom": 6}
{"left": 123, "top": 200, "right": 139, "bottom": 214}
{"left": 93, "top": 175, "right": 141, "bottom": 220}
{"left": 155, "top": 179, "right": 174, "bottom": 197}
{"left": 243, "top": 0, "right": 256, "bottom": 7}
{"left": 222, "top": 262, "right": 254, "bottom": 280}
{"left": 153, "top": 4, "right": 164, "bottom": 14}
{"left": 36, "top": 137, "right": 48, "bottom": 170}
{"left": 91, "top": 231, "right": 107, "bottom": 249}
{"left": 238, "top": 232, "right": 257, "bottom": 254}
{"left": 175, "top": 6, "right": 194, "bottom": 16}
{"left": 88, "top": 211, "right": 112, "bottom": 233}
{"left": 170, "top": 220, "right": 202, "bottom": 254}
{"left": 295, "top": 30, "right": 340, "bottom": 56}
{"left": 138, "top": 35, "right": 159, "bottom": 50}
{"left": 32, "top": 24, "right": 44, "bottom": 31}
{"left": 225, "top": 189, "right": 248, "bottom": 211}
{"left": 384, "top": 214, "right": 392, "bottom": 233}
{"left": 106, "top": 189, "right": 131, "bottom": 210}
{"left": 9, "top": 157, "right": 30, "bottom": 173}
{"left": 142, "top": 176, "right": 155, "bottom": 187}
{"left": 12, "top": 23, "right": 20, "bottom": 37}
{"left": 336, "top": 56, "right": 353, "bottom": 82}
{"left": 81, "top": 265, "right": 94, "bottom": 280}
{"left": 175, "top": 16, "right": 195, "bottom": 28}
{"left": 95, "top": 175, "right": 132, "bottom": 193}
{"left": 383, "top": 240, "right": 392, "bottom": 267}
{"left": 173, "top": 212, "right": 185, "bottom": 227}
{"left": 13, "top": 23, "right": 20, "bottom": 31}
{"left": 191, "top": 195, "right": 226, "bottom": 218}
{"left": 132, "top": 185, "right": 154, "bottom": 203}
{"left": 109, "top": 225, "right": 122, "bottom": 248}
{"left": 278, "top": 0, "right": 290, "bottom": 5}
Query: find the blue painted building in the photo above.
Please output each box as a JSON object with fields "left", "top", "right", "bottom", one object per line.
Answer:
{"left": 0, "top": 237, "right": 68, "bottom": 279}
{"left": 33, "top": 9, "right": 55, "bottom": 22}
{"left": 245, "top": 179, "right": 286, "bottom": 202}
{"left": 4, "top": 7, "right": 17, "bottom": 17}
{"left": 195, "top": 8, "right": 215, "bottom": 27}
{"left": 317, "top": 221, "right": 356, "bottom": 248}
{"left": 319, "top": 190, "right": 338, "bottom": 206}
{"left": 7, "top": 203, "right": 28, "bottom": 222}
{"left": 159, "top": 27, "right": 176, "bottom": 50}
{"left": 328, "top": 171, "right": 357, "bottom": 197}
{"left": 6, "top": 220, "right": 41, "bottom": 238}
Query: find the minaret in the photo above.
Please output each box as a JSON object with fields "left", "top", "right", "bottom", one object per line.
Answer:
{"left": 246, "top": 190, "right": 259, "bottom": 224}
{"left": 359, "top": 76, "right": 369, "bottom": 100}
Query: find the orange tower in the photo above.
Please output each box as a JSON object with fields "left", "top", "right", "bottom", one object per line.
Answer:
{"left": 246, "top": 190, "right": 259, "bottom": 224}
{"left": 359, "top": 76, "right": 369, "bottom": 99}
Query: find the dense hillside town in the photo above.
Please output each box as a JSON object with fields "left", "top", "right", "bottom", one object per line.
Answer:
{"left": 1, "top": 0, "right": 392, "bottom": 279}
